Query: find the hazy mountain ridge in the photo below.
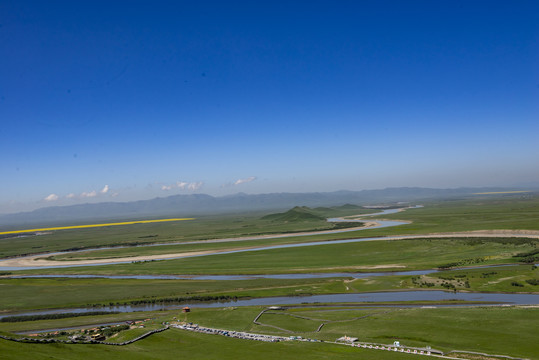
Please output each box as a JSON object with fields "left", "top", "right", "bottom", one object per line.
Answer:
{"left": 0, "top": 187, "right": 528, "bottom": 227}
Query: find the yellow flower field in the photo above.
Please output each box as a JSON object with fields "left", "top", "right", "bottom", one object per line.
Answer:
{"left": 0, "top": 218, "right": 195, "bottom": 235}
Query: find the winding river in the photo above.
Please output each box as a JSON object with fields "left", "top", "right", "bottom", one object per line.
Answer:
{"left": 1, "top": 206, "right": 538, "bottom": 319}
{"left": 1, "top": 206, "right": 538, "bottom": 273}
{"left": 1, "top": 291, "right": 538, "bottom": 320}
{"left": 8, "top": 263, "right": 532, "bottom": 281}
{"left": 0, "top": 208, "right": 409, "bottom": 271}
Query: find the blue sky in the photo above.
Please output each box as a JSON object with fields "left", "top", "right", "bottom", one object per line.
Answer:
{"left": 1, "top": 1, "right": 538, "bottom": 213}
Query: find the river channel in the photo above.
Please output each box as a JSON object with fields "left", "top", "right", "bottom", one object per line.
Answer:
{"left": 9, "top": 262, "right": 533, "bottom": 282}
{"left": 2, "top": 206, "right": 538, "bottom": 319}
{"left": 0, "top": 208, "right": 409, "bottom": 271}
{"left": 2, "top": 291, "right": 538, "bottom": 320}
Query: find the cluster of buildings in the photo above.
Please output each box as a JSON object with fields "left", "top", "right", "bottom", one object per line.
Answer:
{"left": 350, "top": 341, "right": 441, "bottom": 356}
{"left": 336, "top": 336, "right": 437, "bottom": 355}
{"left": 173, "top": 323, "right": 289, "bottom": 342}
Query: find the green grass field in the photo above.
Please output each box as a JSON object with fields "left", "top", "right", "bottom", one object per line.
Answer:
{"left": 4, "top": 195, "right": 539, "bottom": 262}
{"left": 2, "top": 306, "right": 538, "bottom": 359}
{"left": 20, "top": 236, "right": 537, "bottom": 276}
{"left": 0, "top": 277, "right": 349, "bottom": 311}
{"left": 1, "top": 327, "right": 416, "bottom": 360}
{"left": 1, "top": 196, "right": 538, "bottom": 359}
{"left": 349, "top": 264, "right": 539, "bottom": 293}
{"left": 2, "top": 264, "right": 536, "bottom": 313}
{"left": 0, "top": 311, "right": 166, "bottom": 334}
{"left": 180, "top": 305, "right": 539, "bottom": 358}
{"left": 0, "top": 206, "right": 374, "bottom": 259}
{"left": 359, "top": 196, "right": 539, "bottom": 235}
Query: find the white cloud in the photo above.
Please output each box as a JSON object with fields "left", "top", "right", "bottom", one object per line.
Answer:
{"left": 234, "top": 176, "right": 257, "bottom": 186}
{"left": 81, "top": 190, "right": 97, "bottom": 198}
{"left": 187, "top": 182, "right": 203, "bottom": 191}
{"left": 44, "top": 193, "right": 59, "bottom": 201}
{"left": 42, "top": 185, "right": 113, "bottom": 203}
{"left": 160, "top": 180, "right": 202, "bottom": 191}
{"left": 111, "top": 192, "right": 119, "bottom": 197}
{"left": 176, "top": 181, "right": 188, "bottom": 189}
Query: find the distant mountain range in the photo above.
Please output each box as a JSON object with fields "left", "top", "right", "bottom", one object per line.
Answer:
{"left": 0, "top": 187, "right": 534, "bottom": 228}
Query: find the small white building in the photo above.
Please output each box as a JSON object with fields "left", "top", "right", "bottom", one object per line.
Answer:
{"left": 337, "top": 336, "right": 358, "bottom": 343}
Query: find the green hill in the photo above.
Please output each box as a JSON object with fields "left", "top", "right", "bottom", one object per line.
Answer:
{"left": 261, "top": 206, "right": 326, "bottom": 222}
{"left": 313, "top": 206, "right": 334, "bottom": 212}
{"left": 333, "top": 203, "right": 362, "bottom": 210}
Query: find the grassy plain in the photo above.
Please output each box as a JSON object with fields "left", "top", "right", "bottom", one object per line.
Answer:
{"left": 1, "top": 195, "right": 539, "bottom": 359}
{"left": 21, "top": 237, "right": 538, "bottom": 276}
{"left": 2, "top": 306, "right": 537, "bottom": 359}
{"left": 410, "top": 264, "right": 539, "bottom": 292}
{"left": 249, "top": 306, "right": 539, "bottom": 358}
{"left": 360, "top": 195, "right": 539, "bottom": 236}
{"left": 346, "top": 264, "right": 539, "bottom": 293}
{"left": 168, "top": 305, "right": 539, "bottom": 358}
{"left": 7, "top": 195, "right": 539, "bottom": 264}
{"left": 1, "top": 328, "right": 414, "bottom": 360}
{"left": 0, "top": 206, "right": 373, "bottom": 259}
{"left": 0, "top": 277, "right": 346, "bottom": 312}
{"left": 2, "top": 265, "right": 536, "bottom": 313}
{"left": 0, "top": 311, "right": 166, "bottom": 334}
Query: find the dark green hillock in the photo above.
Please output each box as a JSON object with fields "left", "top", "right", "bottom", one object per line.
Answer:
{"left": 313, "top": 206, "right": 333, "bottom": 212}
{"left": 261, "top": 206, "right": 325, "bottom": 222}
{"left": 334, "top": 203, "right": 362, "bottom": 210}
